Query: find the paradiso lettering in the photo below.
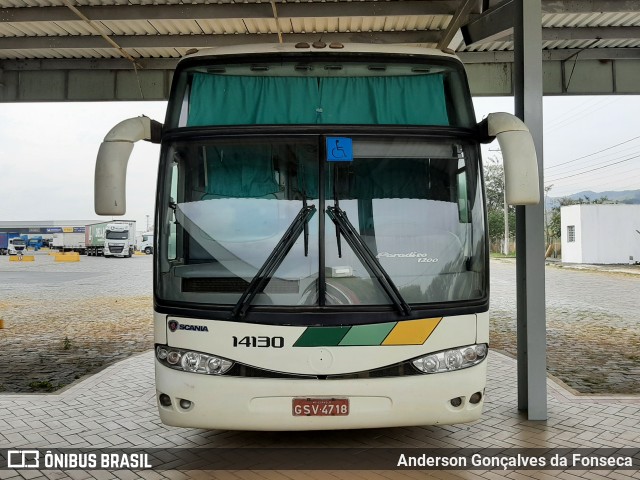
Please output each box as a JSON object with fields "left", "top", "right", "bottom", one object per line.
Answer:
{"left": 377, "top": 252, "right": 439, "bottom": 263}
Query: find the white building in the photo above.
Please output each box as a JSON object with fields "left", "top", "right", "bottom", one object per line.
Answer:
{"left": 561, "top": 204, "right": 640, "bottom": 264}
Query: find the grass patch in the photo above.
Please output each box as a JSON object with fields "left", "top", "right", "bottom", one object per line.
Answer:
{"left": 490, "top": 252, "right": 516, "bottom": 258}
{"left": 28, "top": 380, "right": 62, "bottom": 392}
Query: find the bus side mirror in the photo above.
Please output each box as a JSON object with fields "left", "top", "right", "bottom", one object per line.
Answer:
{"left": 479, "top": 112, "right": 540, "bottom": 206}
{"left": 95, "top": 116, "right": 162, "bottom": 215}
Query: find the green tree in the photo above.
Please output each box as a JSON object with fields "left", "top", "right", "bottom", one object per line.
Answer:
{"left": 483, "top": 156, "right": 505, "bottom": 211}
{"left": 483, "top": 156, "right": 516, "bottom": 251}
{"left": 487, "top": 209, "right": 516, "bottom": 245}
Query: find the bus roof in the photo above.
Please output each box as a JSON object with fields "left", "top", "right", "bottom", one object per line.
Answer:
{"left": 178, "top": 43, "right": 461, "bottom": 64}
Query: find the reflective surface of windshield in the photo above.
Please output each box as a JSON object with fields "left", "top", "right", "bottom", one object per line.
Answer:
{"left": 157, "top": 136, "right": 486, "bottom": 315}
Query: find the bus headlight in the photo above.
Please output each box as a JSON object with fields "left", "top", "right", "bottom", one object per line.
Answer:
{"left": 181, "top": 351, "right": 200, "bottom": 372}
{"left": 411, "top": 344, "right": 488, "bottom": 374}
{"left": 156, "top": 345, "right": 233, "bottom": 375}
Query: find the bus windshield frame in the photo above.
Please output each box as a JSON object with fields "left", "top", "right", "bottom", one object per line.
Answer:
{"left": 155, "top": 129, "right": 488, "bottom": 325}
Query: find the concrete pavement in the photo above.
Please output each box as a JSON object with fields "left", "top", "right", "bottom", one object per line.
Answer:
{"left": 1, "top": 349, "right": 639, "bottom": 479}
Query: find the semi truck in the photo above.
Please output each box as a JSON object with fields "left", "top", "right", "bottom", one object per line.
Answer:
{"left": 86, "top": 220, "right": 136, "bottom": 257}
{"left": 0, "top": 232, "right": 25, "bottom": 255}
{"left": 138, "top": 232, "right": 154, "bottom": 254}
{"left": 8, "top": 237, "right": 26, "bottom": 255}
{"left": 24, "top": 235, "right": 44, "bottom": 250}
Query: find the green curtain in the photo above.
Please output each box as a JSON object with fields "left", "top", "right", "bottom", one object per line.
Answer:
{"left": 187, "top": 75, "right": 320, "bottom": 126}
{"left": 204, "top": 146, "right": 279, "bottom": 198}
{"left": 318, "top": 75, "right": 448, "bottom": 125}
{"left": 352, "top": 159, "right": 429, "bottom": 199}
{"left": 187, "top": 73, "right": 449, "bottom": 126}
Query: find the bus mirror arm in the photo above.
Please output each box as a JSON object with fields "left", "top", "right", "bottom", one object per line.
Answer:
{"left": 478, "top": 112, "right": 540, "bottom": 206}
{"left": 95, "top": 116, "right": 163, "bottom": 216}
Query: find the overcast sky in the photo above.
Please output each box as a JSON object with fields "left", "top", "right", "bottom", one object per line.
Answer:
{"left": 1, "top": 96, "right": 639, "bottom": 229}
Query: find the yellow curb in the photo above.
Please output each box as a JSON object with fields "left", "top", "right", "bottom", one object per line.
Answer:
{"left": 55, "top": 254, "right": 80, "bottom": 262}
{"left": 0, "top": 319, "right": 4, "bottom": 329}
{"left": 9, "top": 255, "right": 35, "bottom": 262}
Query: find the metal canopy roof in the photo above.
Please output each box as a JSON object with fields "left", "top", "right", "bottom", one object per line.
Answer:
{"left": 2, "top": 0, "right": 640, "bottom": 101}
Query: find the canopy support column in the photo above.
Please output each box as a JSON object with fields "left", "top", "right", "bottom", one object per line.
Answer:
{"left": 514, "top": 0, "right": 547, "bottom": 421}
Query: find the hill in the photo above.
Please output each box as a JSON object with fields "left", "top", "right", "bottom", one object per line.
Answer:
{"left": 548, "top": 189, "right": 640, "bottom": 209}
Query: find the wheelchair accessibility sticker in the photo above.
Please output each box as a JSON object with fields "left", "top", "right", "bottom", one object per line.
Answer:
{"left": 326, "top": 137, "right": 353, "bottom": 162}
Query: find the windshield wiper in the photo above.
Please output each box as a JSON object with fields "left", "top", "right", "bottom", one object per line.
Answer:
{"left": 230, "top": 204, "right": 317, "bottom": 321}
{"left": 326, "top": 205, "right": 411, "bottom": 316}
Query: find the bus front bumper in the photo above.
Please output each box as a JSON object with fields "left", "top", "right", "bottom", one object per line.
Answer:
{"left": 155, "top": 360, "right": 487, "bottom": 431}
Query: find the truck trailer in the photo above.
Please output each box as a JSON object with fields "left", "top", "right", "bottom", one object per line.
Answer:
{"left": 85, "top": 221, "right": 108, "bottom": 256}
{"left": 52, "top": 232, "right": 86, "bottom": 254}
{"left": 0, "top": 232, "right": 8, "bottom": 255}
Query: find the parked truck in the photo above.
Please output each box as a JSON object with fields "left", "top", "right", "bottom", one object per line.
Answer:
{"left": 86, "top": 220, "right": 136, "bottom": 257}
{"left": 137, "top": 232, "right": 154, "bottom": 254}
{"left": 26, "top": 236, "right": 44, "bottom": 250}
{"left": 8, "top": 237, "right": 26, "bottom": 255}
{"left": 104, "top": 221, "right": 136, "bottom": 258}
{"left": 1, "top": 232, "right": 27, "bottom": 256}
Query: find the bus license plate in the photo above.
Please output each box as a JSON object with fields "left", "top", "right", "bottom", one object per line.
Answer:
{"left": 292, "top": 398, "right": 349, "bottom": 416}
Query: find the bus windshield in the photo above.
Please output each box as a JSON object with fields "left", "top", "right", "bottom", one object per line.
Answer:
{"left": 157, "top": 135, "right": 486, "bottom": 316}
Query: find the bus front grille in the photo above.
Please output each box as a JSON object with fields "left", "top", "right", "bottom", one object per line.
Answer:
{"left": 227, "top": 362, "right": 420, "bottom": 380}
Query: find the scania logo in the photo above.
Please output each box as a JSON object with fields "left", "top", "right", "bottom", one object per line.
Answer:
{"left": 168, "top": 320, "right": 209, "bottom": 333}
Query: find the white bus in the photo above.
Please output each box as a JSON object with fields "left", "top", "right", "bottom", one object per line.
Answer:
{"left": 95, "top": 43, "right": 539, "bottom": 430}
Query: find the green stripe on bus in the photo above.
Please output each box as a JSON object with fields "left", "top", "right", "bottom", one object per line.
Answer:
{"left": 293, "top": 326, "right": 351, "bottom": 347}
{"left": 338, "top": 322, "right": 397, "bottom": 346}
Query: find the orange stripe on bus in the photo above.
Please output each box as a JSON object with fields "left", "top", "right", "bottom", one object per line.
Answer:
{"left": 381, "top": 318, "right": 442, "bottom": 345}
